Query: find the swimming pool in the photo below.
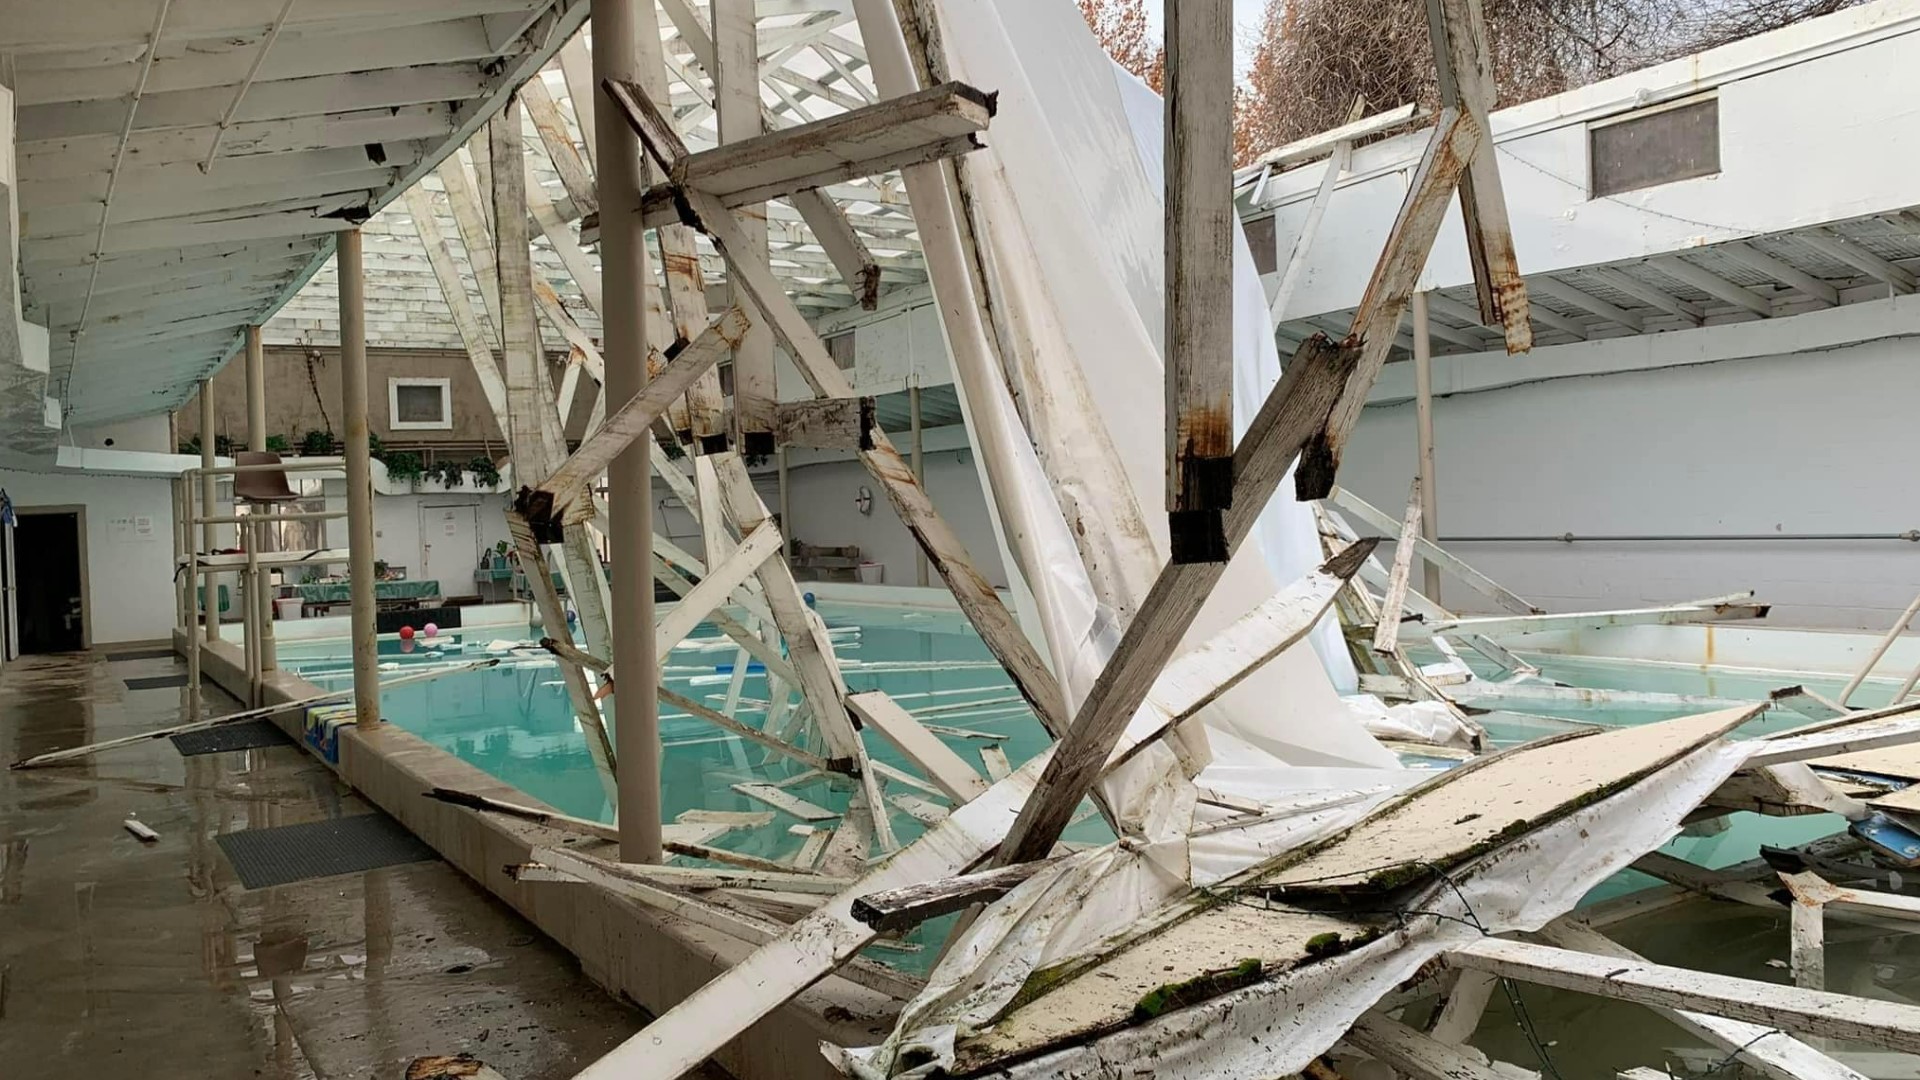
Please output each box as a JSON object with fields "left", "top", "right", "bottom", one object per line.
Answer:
{"left": 273, "top": 604, "right": 1855, "bottom": 970}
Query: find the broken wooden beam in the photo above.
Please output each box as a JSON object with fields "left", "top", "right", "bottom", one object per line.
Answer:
{"left": 1444, "top": 937, "right": 1920, "bottom": 1051}
{"left": 1371, "top": 478, "right": 1423, "bottom": 657}
{"left": 991, "top": 333, "right": 1360, "bottom": 868}
{"left": 519, "top": 308, "right": 748, "bottom": 527}
{"left": 773, "top": 397, "right": 876, "bottom": 450}
{"left": 851, "top": 856, "right": 1061, "bottom": 932}
{"left": 606, "top": 77, "right": 995, "bottom": 224}
{"left": 1162, "top": 0, "right": 1236, "bottom": 565}
{"left": 847, "top": 690, "right": 989, "bottom": 802}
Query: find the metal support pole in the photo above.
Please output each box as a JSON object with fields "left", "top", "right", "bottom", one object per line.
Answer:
{"left": 199, "top": 379, "right": 222, "bottom": 641}
{"left": 1412, "top": 290, "right": 1441, "bottom": 603}
{"left": 172, "top": 478, "right": 187, "bottom": 632}
{"left": 339, "top": 230, "right": 381, "bottom": 725}
{"left": 246, "top": 324, "right": 276, "bottom": 680}
{"left": 598, "top": 0, "right": 663, "bottom": 863}
{"left": 910, "top": 383, "right": 928, "bottom": 586}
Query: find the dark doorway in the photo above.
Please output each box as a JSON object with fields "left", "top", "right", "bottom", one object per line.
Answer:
{"left": 16, "top": 511, "right": 84, "bottom": 653}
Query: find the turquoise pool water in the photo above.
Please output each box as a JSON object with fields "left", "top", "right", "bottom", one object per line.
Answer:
{"left": 277, "top": 613, "right": 1864, "bottom": 970}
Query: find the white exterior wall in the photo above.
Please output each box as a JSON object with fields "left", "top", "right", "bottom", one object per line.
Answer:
{"left": 68, "top": 414, "right": 172, "bottom": 454}
{"left": 1340, "top": 334, "right": 1920, "bottom": 630}
{"left": 0, "top": 467, "right": 177, "bottom": 644}
{"left": 1252, "top": 1, "right": 1920, "bottom": 318}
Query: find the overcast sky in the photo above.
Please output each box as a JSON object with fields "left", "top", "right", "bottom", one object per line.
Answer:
{"left": 1142, "top": 0, "right": 1273, "bottom": 76}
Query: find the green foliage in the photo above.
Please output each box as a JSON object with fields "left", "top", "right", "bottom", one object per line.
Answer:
{"left": 381, "top": 450, "right": 425, "bottom": 484}
{"left": 424, "top": 460, "right": 465, "bottom": 488}
{"left": 742, "top": 451, "right": 770, "bottom": 468}
{"left": 177, "top": 435, "right": 201, "bottom": 455}
{"left": 212, "top": 433, "right": 237, "bottom": 456}
{"left": 265, "top": 433, "right": 291, "bottom": 453}
{"left": 299, "top": 429, "right": 335, "bottom": 456}
{"left": 468, "top": 456, "right": 503, "bottom": 488}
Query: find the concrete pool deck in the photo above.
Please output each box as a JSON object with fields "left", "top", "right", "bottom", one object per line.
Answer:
{"left": 174, "top": 626, "right": 905, "bottom": 1080}
{"left": 0, "top": 648, "right": 693, "bottom": 1080}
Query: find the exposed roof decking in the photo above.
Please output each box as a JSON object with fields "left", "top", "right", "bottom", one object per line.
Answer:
{"left": 6, "top": 0, "right": 591, "bottom": 430}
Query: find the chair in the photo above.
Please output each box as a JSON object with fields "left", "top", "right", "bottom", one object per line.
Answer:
{"left": 232, "top": 451, "right": 299, "bottom": 505}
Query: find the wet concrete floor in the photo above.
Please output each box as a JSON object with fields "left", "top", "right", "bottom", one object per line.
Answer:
{"left": 0, "top": 651, "right": 660, "bottom": 1080}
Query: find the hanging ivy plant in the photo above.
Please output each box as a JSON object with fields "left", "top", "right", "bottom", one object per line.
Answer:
{"left": 265, "top": 434, "right": 291, "bottom": 453}
{"left": 381, "top": 450, "right": 425, "bottom": 485}
{"left": 299, "top": 429, "right": 336, "bottom": 456}
{"left": 468, "top": 456, "right": 503, "bottom": 488}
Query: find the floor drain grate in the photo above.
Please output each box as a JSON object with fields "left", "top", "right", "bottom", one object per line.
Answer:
{"left": 172, "top": 719, "right": 292, "bottom": 757}
{"left": 216, "top": 813, "right": 439, "bottom": 889}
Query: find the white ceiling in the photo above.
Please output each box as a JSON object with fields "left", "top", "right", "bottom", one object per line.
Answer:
{"left": 4, "top": 0, "right": 590, "bottom": 429}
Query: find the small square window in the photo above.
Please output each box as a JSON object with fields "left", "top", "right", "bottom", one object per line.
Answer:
{"left": 388, "top": 378, "right": 452, "bottom": 430}
{"left": 1590, "top": 96, "right": 1719, "bottom": 198}
{"left": 1244, "top": 215, "right": 1278, "bottom": 276}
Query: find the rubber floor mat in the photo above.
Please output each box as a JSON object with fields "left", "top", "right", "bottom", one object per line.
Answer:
{"left": 107, "top": 648, "right": 178, "bottom": 662}
{"left": 125, "top": 674, "right": 194, "bottom": 690}
{"left": 216, "top": 813, "right": 438, "bottom": 889}
{"left": 171, "top": 719, "right": 291, "bottom": 757}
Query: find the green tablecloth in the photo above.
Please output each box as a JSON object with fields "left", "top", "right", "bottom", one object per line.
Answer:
{"left": 296, "top": 580, "right": 441, "bottom": 603}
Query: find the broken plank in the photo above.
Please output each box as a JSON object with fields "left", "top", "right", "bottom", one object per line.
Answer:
{"left": 677, "top": 808, "right": 776, "bottom": 828}
{"left": 1772, "top": 685, "right": 1852, "bottom": 722}
{"left": 1753, "top": 707, "right": 1920, "bottom": 769}
{"left": 666, "top": 841, "right": 801, "bottom": 875}
{"left": 1105, "top": 541, "right": 1374, "bottom": 774}
{"left": 851, "top": 856, "right": 1062, "bottom": 933}
{"left": 1445, "top": 937, "right": 1920, "bottom": 1052}
{"left": 1371, "top": 479, "right": 1422, "bottom": 658}
{"left": 1401, "top": 600, "right": 1770, "bottom": 642}
{"left": 980, "top": 744, "right": 1011, "bottom": 781}
{"left": 654, "top": 522, "right": 784, "bottom": 661}
{"left": 733, "top": 782, "right": 838, "bottom": 821}
{"left": 819, "top": 793, "right": 876, "bottom": 879}
{"left": 789, "top": 826, "right": 832, "bottom": 870}
{"left": 791, "top": 187, "right": 881, "bottom": 311}
{"left": 889, "top": 793, "right": 949, "bottom": 825}
{"left": 1162, "top": 0, "right": 1237, "bottom": 564}
{"left": 992, "top": 333, "right": 1363, "bottom": 868}
{"left": 520, "top": 307, "right": 749, "bottom": 524}
{"left": 571, "top": 751, "right": 1050, "bottom": 1080}
{"left": 1539, "top": 920, "right": 1865, "bottom": 1080}
{"left": 659, "top": 686, "right": 835, "bottom": 772}
{"left": 425, "top": 786, "right": 620, "bottom": 842}
{"left": 1345, "top": 1012, "right": 1526, "bottom": 1080}
{"left": 773, "top": 397, "right": 876, "bottom": 450}
{"left": 609, "top": 78, "right": 993, "bottom": 212}
{"left": 1263, "top": 707, "right": 1761, "bottom": 896}
{"left": 847, "top": 690, "right": 988, "bottom": 802}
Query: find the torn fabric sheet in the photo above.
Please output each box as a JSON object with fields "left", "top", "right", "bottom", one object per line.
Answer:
{"left": 849, "top": 738, "right": 1752, "bottom": 1079}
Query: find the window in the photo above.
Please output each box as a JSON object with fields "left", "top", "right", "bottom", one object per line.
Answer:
{"left": 1589, "top": 96, "right": 1719, "bottom": 198}
{"left": 1244, "top": 215, "right": 1278, "bottom": 276}
{"left": 826, "top": 330, "right": 856, "bottom": 371}
{"left": 388, "top": 378, "right": 452, "bottom": 430}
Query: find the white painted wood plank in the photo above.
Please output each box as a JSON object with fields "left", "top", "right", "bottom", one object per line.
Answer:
{"left": 655, "top": 523, "right": 784, "bottom": 662}
{"left": 1447, "top": 937, "right": 1920, "bottom": 1051}
{"left": 732, "top": 782, "right": 838, "bottom": 822}
{"left": 847, "top": 690, "right": 988, "bottom": 802}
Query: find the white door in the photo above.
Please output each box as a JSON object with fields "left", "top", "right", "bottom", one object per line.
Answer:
{"left": 419, "top": 504, "right": 479, "bottom": 598}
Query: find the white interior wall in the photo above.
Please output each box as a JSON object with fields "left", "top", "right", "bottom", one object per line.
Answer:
{"left": 0, "top": 468, "right": 177, "bottom": 644}
{"left": 782, "top": 448, "right": 1005, "bottom": 587}
{"left": 1339, "top": 335, "right": 1920, "bottom": 630}
{"left": 67, "top": 414, "right": 172, "bottom": 454}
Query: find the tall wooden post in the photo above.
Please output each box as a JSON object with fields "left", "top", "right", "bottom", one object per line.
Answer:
{"left": 245, "top": 324, "right": 277, "bottom": 677}
{"left": 1164, "top": 0, "right": 1236, "bottom": 564}
{"left": 716, "top": 0, "right": 777, "bottom": 455}
{"left": 1412, "top": 291, "right": 1441, "bottom": 603}
{"left": 338, "top": 229, "right": 381, "bottom": 726}
{"left": 599, "top": 0, "right": 663, "bottom": 863}
{"left": 198, "top": 379, "right": 222, "bottom": 641}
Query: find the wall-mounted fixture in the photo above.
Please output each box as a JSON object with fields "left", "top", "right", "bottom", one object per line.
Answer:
{"left": 855, "top": 485, "right": 873, "bottom": 515}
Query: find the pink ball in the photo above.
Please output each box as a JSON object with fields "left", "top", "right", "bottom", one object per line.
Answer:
{"left": 422, "top": 622, "right": 439, "bottom": 638}
{"left": 399, "top": 625, "right": 415, "bottom": 640}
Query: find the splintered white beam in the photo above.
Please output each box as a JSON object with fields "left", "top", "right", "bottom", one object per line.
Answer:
{"left": 523, "top": 307, "right": 748, "bottom": 521}
{"left": 608, "top": 77, "right": 992, "bottom": 220}
{"left": 403, "top": 184, "right": 509, "bottom": 428}
{"left": 654, "top": 521, "right": 784, "bottom": 662}
{"left": 1162, "top": 0, "right": 1237, "bottom": 564}
{"left": 1344, "top": 1013, "right": 1531, "bottom": 1080}
{"left": 1539, "top": 921, "right": 1865, "bottom": 1080}
{"left": 1371, "top": 479, "right": 1423, "bottom": 657}
{"left": 847, "top": 690, "right": 988, "bottom": 802}
{"left": 1650, "top": 255, "right": 1774, "bottom": 317}
{"left": 1326, "top": 485, "right": 1537, "bottom": 615}
{"left": 1445, "top": 937, "right": 1920, "bottom": 1052}
{"left": 1400, "top": 599, "right": 1767, "bottom": 641}
{"left": 789, "top": 187, "right": 881, "bottom": 309}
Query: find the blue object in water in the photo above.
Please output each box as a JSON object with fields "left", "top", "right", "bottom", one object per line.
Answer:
{"left": 803, "top": 592, "right": 816, "bottom": 608}
{"left": 714, "top": 662, "right": 767, "bottom": 674}
{"left": 1854, "top": 812, "right": 1920, "bottom": 863}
